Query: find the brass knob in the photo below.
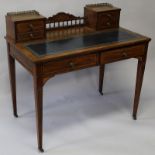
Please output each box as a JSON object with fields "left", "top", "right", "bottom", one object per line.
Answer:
{"left": 29, "top": 24, "right": 34, "bottom": 30}
{"left": 106, "top": 22, "right": 111, "bottom": 26}
{"left": 107, "top": 14, "right": 112, "bottom": 18}
{"left": 122, "top": 52, "right": 127, "bottom": 57}
{"left": 69, "top": 62, "right": 75, "bottom": 68}
{"left": 29, "top": 33, "right": 34, "bottom": 38}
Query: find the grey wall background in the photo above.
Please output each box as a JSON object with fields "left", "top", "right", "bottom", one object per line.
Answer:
{"left": 0, "top": 0, "right": 155, "bottom": 155}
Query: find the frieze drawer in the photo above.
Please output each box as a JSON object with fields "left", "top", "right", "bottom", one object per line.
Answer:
{"left": 100, "top": 45, "right": 145, "bottom": 64}
{"left": 43, "top": 54, "right": 98, "bottom": 74}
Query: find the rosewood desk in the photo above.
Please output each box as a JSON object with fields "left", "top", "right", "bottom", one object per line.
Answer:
{"left": 6, "top": 27, "right": 151, "bottom": 151}
{"left": 5, "top": 5, "right": 151, "bottom": 152}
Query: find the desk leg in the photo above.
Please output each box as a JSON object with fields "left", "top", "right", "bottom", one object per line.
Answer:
{"left": 33, "top": 76, "right": 44, "bottom": 152}
{"left": 7, "top": 43, "right": 18, "bottom": 117}
{"left": 99, "top": 65, "right": 105, "bottom": 95}
{"left": 133, "top": 56, "right": 146, "bottom": 120}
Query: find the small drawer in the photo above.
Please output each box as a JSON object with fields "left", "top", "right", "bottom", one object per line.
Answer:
{"left": 16, "top": 20, "right": 45, "bottom": 33}
{"left": 43, "top": 54, "right": 97, "bottom": 74}
{"left": 97, "top": 11, "right": 120, "bottom": 30}
{"left": 100, "top": 45, "right": 145, "bottom": 64}
{"left": 17, "top": 31, "right": 45, "bottom": 42}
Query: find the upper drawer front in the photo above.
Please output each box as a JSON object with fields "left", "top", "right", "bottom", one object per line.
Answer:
{"left": 43, "top": 54, "right": 97, "bottom": 74}
{"left": 17, "top": 30, "right": 45, "bottom": 42}
{"left": 100, "top": 45, "right": 145, "bottom": 64}
{"left": 16, "top": 20, "right": 45, "bottom": 33}
{"left": 97, "top": 11, "right": 120, "bottom": 30}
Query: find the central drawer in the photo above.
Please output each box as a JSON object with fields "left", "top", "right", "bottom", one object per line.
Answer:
{"left": 43, "top": 54, "right": 97, "bottom": 74}
{"left": 100, "top": 45, "right": 145, "bottom": 64}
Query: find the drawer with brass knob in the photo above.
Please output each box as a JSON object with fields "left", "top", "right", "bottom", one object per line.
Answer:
{"left": 43, "top": 54, "right": 98, "bottom": 75}
{"left": 100, "top": 45, "right": 145, "bottom": 64}
{"left": 16, "top": 20, "right": 45, "bottom": 33}
{"left": 17, "top": 30, "right": 45, "bottom": 42}
{"left": 97, "top": 11, "right": 120, "bottom": 30}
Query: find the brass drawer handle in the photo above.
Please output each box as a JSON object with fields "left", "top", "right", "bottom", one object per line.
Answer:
{"left": 122, "top": 52, "right": 127, "bottom": 57}
{"left": 29, "top": 33, "right": 34, "bottom": 38}
{"left": 107, "top": 14, "right": 112, "bottom": 18}
{"left": 69, "top": 62, "right": 75, "bottom": 68}
{"left": 29, "top": 24, "right": 34, "bottom": 30}
{"left": 106, "top": 22, "right": 111, "bottom": 26}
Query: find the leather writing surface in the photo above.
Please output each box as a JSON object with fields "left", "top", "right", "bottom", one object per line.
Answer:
{"left": 25, "top": 29, "right": 140, "bottom": 57}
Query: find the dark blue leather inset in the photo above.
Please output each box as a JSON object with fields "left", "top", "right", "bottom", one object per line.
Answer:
{"left": 25, "top": 29, "right": 140, "bottom": 57}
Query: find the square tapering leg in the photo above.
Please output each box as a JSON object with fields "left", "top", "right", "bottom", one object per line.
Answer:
{"left": 99, "top": 65, "right": 105, "bottom": 95}
{"left": 7, "top": 42, "right": 18, "bottom": 117}
{"left": 33, "top": 76, "right": 44, "bottom": 152}
{"left": 133, "top": 54, "right": 147, "bottom": 120}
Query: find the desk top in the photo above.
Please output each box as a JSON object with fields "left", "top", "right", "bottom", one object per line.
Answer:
{"left": 25, "top": 28, "right": 142, "bottom": 57}
{"left": 15, "top": 27, "right": 150, "bottom": 63}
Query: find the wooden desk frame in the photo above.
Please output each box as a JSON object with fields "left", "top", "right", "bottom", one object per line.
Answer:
{"left": 5, "top": 10, "right": 151, "bottom": 152}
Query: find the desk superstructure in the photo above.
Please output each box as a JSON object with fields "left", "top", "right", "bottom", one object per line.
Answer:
{"left": 5, "top": 3, "right": 151, "bottom": 152}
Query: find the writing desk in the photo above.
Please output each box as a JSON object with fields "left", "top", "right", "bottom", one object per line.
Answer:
{"left": 5, "top": 6, "right": 151, "bottom": 152}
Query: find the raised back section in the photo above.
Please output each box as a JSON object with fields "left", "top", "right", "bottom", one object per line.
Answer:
{"left": 46, "top": 12, "right": 85, "bottom": 30}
